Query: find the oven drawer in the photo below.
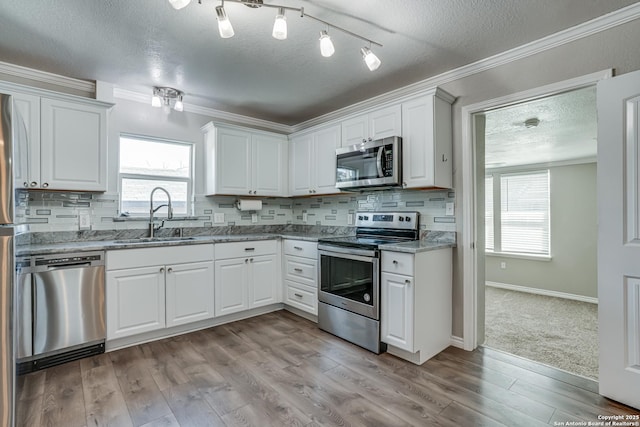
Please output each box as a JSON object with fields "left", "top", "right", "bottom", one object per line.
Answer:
{"left": 283, "top": 240, "right": 317, "bottom": 259}
{"left": 285, "top": 281, "right": 317, "bottom": 314}
{"left": 215, "top": 240, "right": 277, "bottom": 260}
{"left": 284, "top": 256, "right": 317, "bottom": 286}
{"left": 381, "top": 251, "right": 414, "bottom": 276}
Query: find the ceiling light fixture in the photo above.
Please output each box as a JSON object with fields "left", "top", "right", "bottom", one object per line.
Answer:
{"left": 215, "top": 4, "right": 235, "bottom": 39}
{"left": 169, "top": 0, "right": 191, "bottom": 10}
{"left": 319, "top": 30, "right": 335, "bottom": 57}
{"left": 169, "top": 0, "right": 382, "bottom": 71}
{"left": 152, "top": 87, "right": 185, "bottom": 111}
{"left": 272, "top": 8, "right": 287, "bottom": 40}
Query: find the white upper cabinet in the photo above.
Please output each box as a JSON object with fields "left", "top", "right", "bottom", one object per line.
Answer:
{"left": 341, "top": 104, "right": 401, "bottom": 147}
{"left": 203, "top": 122, "right": 288, "bottom": 196}
{"left": 2, "top": 83, "right": 111, "bottom": 192}
{"left": 40, "top": 98, "right": 109, "bottom": 191}
{"left": 289, "top": 124, "right": 340, "bottom": 196}
{"left": 401, "top": 89, "right": 454, "bottom": 189}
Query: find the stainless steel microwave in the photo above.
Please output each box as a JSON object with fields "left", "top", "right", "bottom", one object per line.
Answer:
{"left": 335, "top": 136, "right": 402, "bottom": 190}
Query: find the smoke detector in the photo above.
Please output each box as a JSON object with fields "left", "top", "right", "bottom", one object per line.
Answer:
{"left": 524, "top": 118, "right": 540, "bottom": 128}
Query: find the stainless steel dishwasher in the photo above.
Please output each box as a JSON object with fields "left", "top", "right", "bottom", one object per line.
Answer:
{"left": 17, "top": 251, "right": 106, "bottom": 374}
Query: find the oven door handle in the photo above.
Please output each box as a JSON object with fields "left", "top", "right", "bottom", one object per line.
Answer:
{"left": 318, "top": 248, "right": 378, "bottom": 262}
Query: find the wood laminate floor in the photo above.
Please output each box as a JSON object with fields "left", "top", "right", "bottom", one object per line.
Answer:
{"left": 16, "top": 310, "right": 639, "bottom": 426}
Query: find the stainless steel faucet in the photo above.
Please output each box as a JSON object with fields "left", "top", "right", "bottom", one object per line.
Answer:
{"left": 149, "top": 187, "right": 173, "bottom": 238}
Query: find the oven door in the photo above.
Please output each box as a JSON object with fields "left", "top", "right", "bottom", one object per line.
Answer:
{"left": 318, "top": 247, "right": 379, "bottom": 320}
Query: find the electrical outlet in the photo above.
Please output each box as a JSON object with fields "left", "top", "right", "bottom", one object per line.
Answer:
{"left": 251, "top": 213, "right": 258, "bottom": 223}
{"left": 445, "top": 202, "right": 455, "bottom": 216}
{"left": 500, "top": 262, "right": 507, "bottom": 269}
{"left": 302, "top": 212, "right": 308, "bottom": 223}
{"left": 79, "top": 211, "right": 91, "bottom": 230}
{"left": 214, "top": 212, "right": 225, "bottom": 224}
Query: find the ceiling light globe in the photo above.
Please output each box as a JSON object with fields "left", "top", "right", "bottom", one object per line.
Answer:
{"left": 168, "top": 0, "right": 191, "bottom": 10}
{"left": 216, "top": 6, "right": 235, "bottom": 39}
{"left": 151, "top": 95, "right": 162, "bottom": 108}
{"left": 272, "top": 9, "right": 287, "bottom": 40}
{"left": 319, "top": 31, "right": 335, "bottom": 57}
{"left": 361, "top": 47, "right": 381, "bottom": 71}
{"left": 174, "top": 99, "right": 184, "bottom": 112}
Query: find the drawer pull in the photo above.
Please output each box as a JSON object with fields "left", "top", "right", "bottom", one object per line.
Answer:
{"left": 160, "top": 267, "right": 165, "bottom": 273}
{"left": 294, "top": 293, "right": 303, "bottom": 298}
{"left": 405, "top": 279, "right": 411, "bottom": 284}
{"left": 244, "top": 247, "right": 255, "bottom": 251}
{"left": 168, "top": 268, "right": 173, "bottom": 273}
{"left": 392, "top": 260, "right": 398, "bottom": 264}
{"left": 293, "top": 246, "right": 303, "bottom": 250}
{"left": 294, "top": 268, "right": 303, "bottom": 272}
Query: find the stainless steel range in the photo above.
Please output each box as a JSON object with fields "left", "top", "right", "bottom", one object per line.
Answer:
{"left": 317, "top": 211, "right": 420, "bottom": 353}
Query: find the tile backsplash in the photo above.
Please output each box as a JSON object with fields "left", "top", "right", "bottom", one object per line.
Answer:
{"left": 16, "top": 188, "right": 456, "bottom": 233}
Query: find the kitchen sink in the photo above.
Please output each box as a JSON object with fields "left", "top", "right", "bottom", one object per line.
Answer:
{"left": 113, "top": 237, "right": 196, "bottom": 244}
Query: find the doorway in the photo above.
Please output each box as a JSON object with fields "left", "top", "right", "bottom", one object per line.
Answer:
{"left": 460, "top": 70, "right": 612, "bottom": 377}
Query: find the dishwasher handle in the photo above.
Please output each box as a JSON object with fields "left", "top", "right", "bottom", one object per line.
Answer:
{"left": 46, "top": 262, "right": 93, "bottom": 270}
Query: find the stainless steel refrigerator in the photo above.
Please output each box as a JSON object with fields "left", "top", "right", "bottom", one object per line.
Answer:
{"left": 0, "top": 92, "right": 19, "bottom": 427}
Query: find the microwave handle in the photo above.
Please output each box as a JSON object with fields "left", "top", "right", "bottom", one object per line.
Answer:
{"left": 376, "top": 146, "right": 384, "bottom": 177}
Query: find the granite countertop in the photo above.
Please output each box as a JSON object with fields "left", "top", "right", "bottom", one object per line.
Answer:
{"left": 378, "top": 240, "right": 456, "bottom": 254}
{"left": 17, "top": 233, "right": 330, "bottom": 256}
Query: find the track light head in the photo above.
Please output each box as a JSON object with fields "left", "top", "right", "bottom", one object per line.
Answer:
{"left": 216, "top": 5, "right": 235, "bottom": 38}
{"left": 361, "top": 47, "right": 381, "bottom": 71}
{"left": 319, "top": 30, "right": 335, "bottom": 57}
{"left": 272, "top": 8, "right": 287, "bottom": 40}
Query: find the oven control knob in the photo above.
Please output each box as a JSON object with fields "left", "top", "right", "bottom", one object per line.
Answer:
{"left": 399, "top": 216, "right": 404, "bottom": 221}
{"left": 405, "top": 216, "right": 411, "bottom": 222}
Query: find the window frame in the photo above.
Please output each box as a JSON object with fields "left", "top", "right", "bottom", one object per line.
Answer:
{"left": 118, "top": 134, "right": 194, "bottom": 217}
{"left": 485, "top": 169, "right": 551, "bottom": 258}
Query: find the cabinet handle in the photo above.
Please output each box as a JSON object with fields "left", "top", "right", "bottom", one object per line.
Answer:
{"left": 368, "top": 137, "right": 372, "bottom": 141}
{"left": 245, "top": 258, "right": 249, "bottom": 263}
{"left": 167, "top": 268, "right": 173, "bottom": 273}
{"left": 249, "top": 258, "right": 254, "bottom": 262}
{"left": 42, "top": 182, "right": 49, "bottom": 188}
{"left": 160, "top": 267, "right": 165, "bottom": 273}
{"left": 244, "top": 247, "right": 255, "bottom": 251}
{"left": 403, "top": 182, "right": 407, "bottom": 187}
{"left": 405, "top": 279, "right": 411, "bottom": 285}
{"left": 362, "top": 138, "right": 367, "bottom": 143}
{"left": 23, "top": 182, "right": 28, "bottom": 187}
{"left": 392, "top": 260, "right": 398, "bottom": 265}
{"left": 248, "top": 190, "right": 252, "bottom": 194}
{"left": 30, "top": 181, "right": 37, "bottom": 187}
{"left": 308, "top": 189, "right": 313, "bottom": 194}
{"left": 294, "top": 268, "right": 303, "bottom": 272}
{"left": 294, "top": 293, "right": 303, "bottom": 298}
{"left": 293, "top": 246, "right": 303, "bottom": 250}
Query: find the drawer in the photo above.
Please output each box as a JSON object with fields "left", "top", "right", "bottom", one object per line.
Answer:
{"left": 381, "top": 251, "right": 414, "bottom": 276}
{"left": 215, "top": 240, "right": 277, "bottom": 260}
{"left": 284, "top": 256, "right": 317, "bottom": 286}
{"left": 107, "top": 244, "right": 214, "bottom": 270}
{"left": 285, "top": 281, "right": 317, "bottom": 315}
{"left": 283, "top": 240, "right": 317, "bottom": 259}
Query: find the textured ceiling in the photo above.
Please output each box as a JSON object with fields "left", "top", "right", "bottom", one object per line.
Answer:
{"left": 0, "top": 0, "right": 636, "bottom": 125}
{"left": 484, "top": 86, "right": 597, "bottom": 168}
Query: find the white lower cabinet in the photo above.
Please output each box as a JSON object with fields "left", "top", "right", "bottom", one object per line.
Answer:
{"left": 282, "top": 239, "right": 318, "bottom": 315}
{"left": 214, "top": 240, "right": 279, "bottom": 317}
{"left": 106, "top": 245, "right": 214, "bottom": 340}
{"left": 381, "top": 248, "right": 452, "bottom": 364}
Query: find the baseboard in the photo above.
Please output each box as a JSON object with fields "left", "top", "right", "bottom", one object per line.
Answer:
{"left": 450, "top": 335, "right": 465, "bottom": 349}
{"left": 486, "top": 281, "right": 598, "bottom": 304}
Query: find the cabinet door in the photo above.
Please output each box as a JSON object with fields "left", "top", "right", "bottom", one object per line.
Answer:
{"left": 401, "top": 96, "right": 434, "bottom": 188}
{"left": 369, "top": 104, "right": 402, "bottom": 140}
{"left": 249, "top": 254, "right": 278, "bottom": 308}
{"left": 40, "top": 98, "right": 107, "bottom": 191}
{"left": 165, "top": 261, "right": 215, "bottom": 327}
{"left": 341, "top": 114, "right": 368, "bottom": 147}
{"left": 252, "top": 133, "right": 287, "bottom": 196}
{"left": 11, "top": 92, "right": 40, "bottom": 189}
{"left": 313, "top": 125, "right": 340, "bottom": 195}
{"left": 289, "top": 134, "right": 312, "bottom": 196}
{"left": 214, "top": 258, "right": 249, "bottom": 316}
{"left": 106, "top": 266, "right": 165, "bottom": 340}
{"left": 381, "top": 272, "right": 414, "bottom": 351}
{"left": 216, "top": 127, "right": 252, "bottom": 195}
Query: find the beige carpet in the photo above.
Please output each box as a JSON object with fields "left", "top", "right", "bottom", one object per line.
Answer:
{"left": 483, "top": 286, "right": 598, "bottom": 379}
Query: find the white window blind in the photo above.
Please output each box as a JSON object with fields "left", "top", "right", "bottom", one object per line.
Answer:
{"left": 485, "top": 175, "right": 494, "bottom": 252}
{"left": 485, "top": 170, "right": 550, "bottom": 256}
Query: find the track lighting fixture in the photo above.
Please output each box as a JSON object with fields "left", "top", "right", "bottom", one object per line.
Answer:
{"left": 151, "top": 87, "right": 185, "bottom": 111}
{"left": 168, "top": 0, "right": 382, "bottom": 71}
{"left": 169, "top": 0, "right": 191, "bottom": 10}
{"left": 319, "top": 30, "right": 335, "bottom": 58}
{"left": 272, "top": 8, "right": 287, "bottom": 40}
{"left": 215, "top": 5, "right": 235, "bottom": 39}
{"left": 361, "top": 46, "right": 381, "bottom": 71}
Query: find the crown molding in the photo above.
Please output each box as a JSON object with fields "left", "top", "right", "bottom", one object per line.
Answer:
{"left": 290, "top": 2, "right": 640, "bottom": 133}
{"left": 0, "top": 60, "right": 95, "bottom": 94}
{"left": 113, "top": 87, "right": 292, "bottom": 134}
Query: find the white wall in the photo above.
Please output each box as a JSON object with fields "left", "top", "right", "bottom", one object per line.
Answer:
{"left": 485, "top": 163, "right": 597, "bottom": 299}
